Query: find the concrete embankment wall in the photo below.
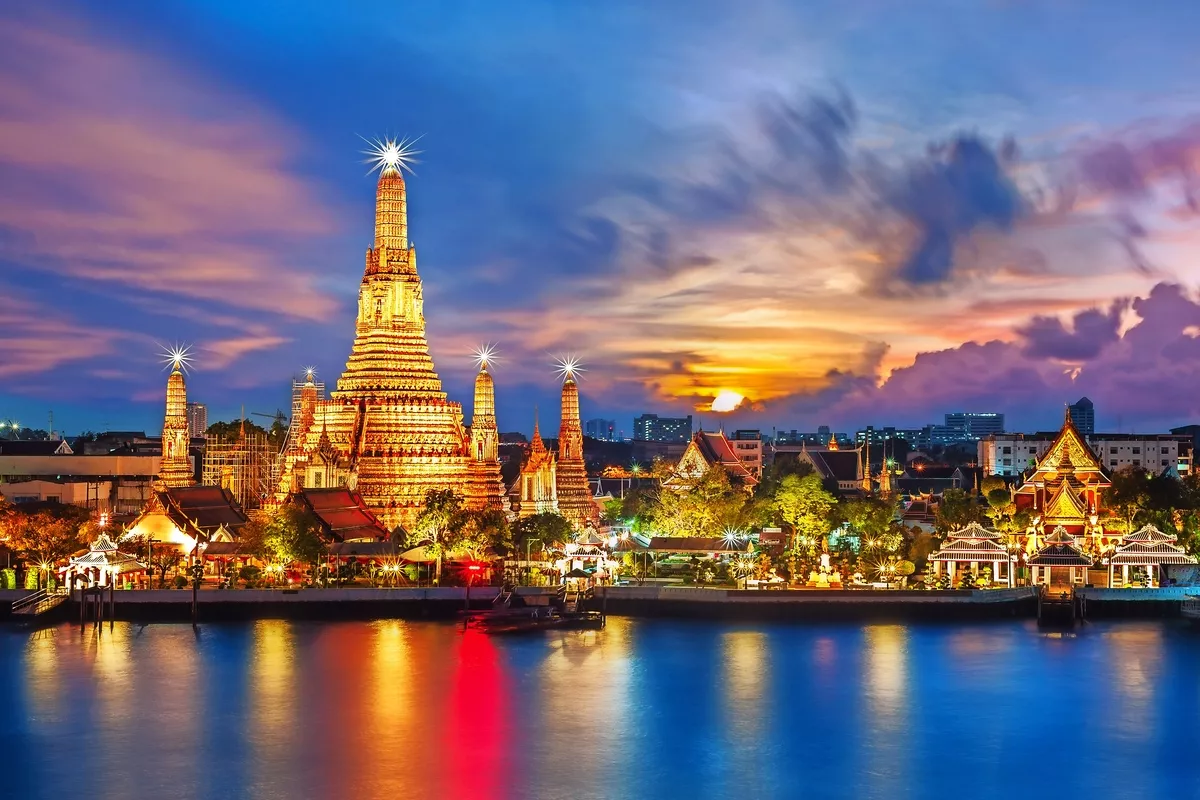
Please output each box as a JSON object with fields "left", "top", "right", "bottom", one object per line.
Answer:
{"left": 596, "top": 586, "right": 1040, "bottom": 621}
{"left": 1077, "top": 587, "right": 1196, "bottom": 618}
{"left": 53, "top": 587, "right": 521, "bottom": 623}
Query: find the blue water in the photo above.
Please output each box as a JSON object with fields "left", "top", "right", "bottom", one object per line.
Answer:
{"left": 2, "top": 618, "right": 1199, "bottom": 799}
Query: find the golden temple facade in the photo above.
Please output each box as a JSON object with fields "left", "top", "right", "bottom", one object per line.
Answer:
{"left": 515, "top": 415, "right": 559, "bottom": 518}
{"left": 1014, "top": 408, "right": 1111, "bottom": 540}
{"left": 158, "top": 363, "right": 194, "bottom": 488}
{"left": 278, "top": 159, "right": 506, "bottom": 530}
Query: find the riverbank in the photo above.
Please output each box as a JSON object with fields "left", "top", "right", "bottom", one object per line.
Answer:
{"left": 3, "top": 585, "right": 1196, "bottom": 625}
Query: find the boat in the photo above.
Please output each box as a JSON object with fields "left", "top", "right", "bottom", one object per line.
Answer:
{"left": 465, "top": 586, "right": 605, "bottom": 635}
{"left": 1183, "top": 595, "right": 1200, "bottom": 626}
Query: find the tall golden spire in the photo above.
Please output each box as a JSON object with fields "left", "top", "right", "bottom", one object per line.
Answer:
{"left": 554, "top": 358, "right": 599, "bottom": 529}
{"left": 466, "top": 351, "right": 507, "bottom": 512}
{"left": 374, "top": 165, "right": 408, "bottom": 251}
{"left": 158, "top": 346, "right": 194, "bottom": 488}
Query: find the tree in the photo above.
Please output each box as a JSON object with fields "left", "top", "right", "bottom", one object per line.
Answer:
{"left": 838, "top": 496, "right": 903, "bottom": 553}
{"left": 756, "top": 457, "right": 815, "bottom": 500}
{"left": 7, "top": 505, "right": 89, "bottom": 586}
{"left": 1106, "top": 466, "right": 1151, "bottom": 535}
{"left": 513, "top": 513, "right": 574, "bottom": 553}
{"left": 773, "top": 473, "right": 836, "bottom": 551}
{"left": 408, "top": 490, "right": 466, "bottom": 584}
{"left": 264, "top": 505, "right": 326, "bottom": 577}
{"left": 651, "top": 466, "right": 749, "bottom": 538}
{"left": 934, "top": 488, "right": 985, "bottom": 535}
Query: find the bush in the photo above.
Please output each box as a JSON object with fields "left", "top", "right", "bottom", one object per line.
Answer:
{"left": 173, "top": 574, "right": 188, "bottom": 589}
{"left": 24, "top": 568, "right": 39, "bottom": 590}
{"left": 0, "top": 568, "right": 15, "bottom": 589}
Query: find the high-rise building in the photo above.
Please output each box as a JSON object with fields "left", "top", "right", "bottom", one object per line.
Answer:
{"left": 186, "top": 402, "right": 208, "bottom": 440}
{"left": 633, "top": 413, "right": 692, "bottom": 442}
{"left": 943, "top": 412, "right": 1005, "bottom": 441}
{"left": 585, "top": 418, "right": 616, "bottom": 441}
{"left": 1069, "top": 397, "right": 1095, "bottom": 437}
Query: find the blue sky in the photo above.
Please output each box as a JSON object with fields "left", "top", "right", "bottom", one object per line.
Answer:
{"left": 2, "top": 0, "right": 1200, "bottom": 437}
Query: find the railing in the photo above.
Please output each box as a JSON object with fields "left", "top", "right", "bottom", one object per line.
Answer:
{"left": 11, "top": 588, "right": 67, "bottom": 617}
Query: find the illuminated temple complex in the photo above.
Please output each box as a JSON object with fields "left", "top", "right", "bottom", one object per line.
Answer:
{"left": 1014, "top": 409, "right": 1112, "bottom": 544}
{"left": 277, "top": 146, "right": 506, "bottom": 530}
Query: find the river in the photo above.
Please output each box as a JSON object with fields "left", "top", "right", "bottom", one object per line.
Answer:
{"left": 2, "top": 618, "right": 1199, "bottom": 799}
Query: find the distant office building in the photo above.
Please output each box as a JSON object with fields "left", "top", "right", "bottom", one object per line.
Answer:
{"left": 585, "top": 418, "right": 616, "bottom": 441}
{"left": 1069, "top": 397, "right": 1095, "bottom": 437}
{"left": 633, "top": 413, "right": 692, "bottom": 443}
{"left": 186, "top": 402, "right": 208, "bottom": 440}
{"left": 943, "top": 412, "right": 1005, "bottom": 441}
{"left": 979, "top": 432, "right": 1191, "bottom": 477}
{"left": 730, "top": 429, "right": 764, "bottom": 478}
{"left": 855, "top": 426, "right": 927, "bottom": 446}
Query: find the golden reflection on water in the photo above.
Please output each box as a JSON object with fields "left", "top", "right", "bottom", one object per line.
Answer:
{"left": 23, "top": 631, "right": 61, "bottom": 723}
{"left": 249, "top": 620, "right": 296, "bottom": 799}
{"left": 1105, "top": 626, "right": 1163, "bottom": 741}
{"left": 722, "top": 630, "right": 766, "bottom": 739}
{"left": 363, "top": 620, "right": 413, "bottom": 800}
{"left": 536, "top": 620, "right": 630, "bottom": 794}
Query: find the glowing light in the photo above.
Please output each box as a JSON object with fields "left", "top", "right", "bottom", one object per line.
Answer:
{"left": 160, "top": 344, "right": 193, "bottom": 373}
{"left": 473, "top": 343, "right": 501, "bottom": 371}
{"left": 722, "top": 527, "right": 743, "bottom": 548}
{"left": 554, "top": 354, "right": 585, "bottom": 383}
{"left": 303, "top": 365, "right": 317, "bottom": 382}
{"left": 710, "top": 390, "right": 744, "bottom": 413}
{"left": 361, "top": 135, "right": 422, "bottom": 176}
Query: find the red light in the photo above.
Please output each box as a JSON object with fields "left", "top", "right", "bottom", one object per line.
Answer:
{"left": 468, "top": 565, "right": 482, "bottom": 572}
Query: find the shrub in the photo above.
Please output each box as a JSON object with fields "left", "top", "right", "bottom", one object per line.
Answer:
{"left": 0, "top": 568, "right": 15, "bottom": 589}
{"left": 24, "top": 568, "right": 39, "bottom": 590}
{"left": 173, "top": 574, "right": 188, "bottom": 589}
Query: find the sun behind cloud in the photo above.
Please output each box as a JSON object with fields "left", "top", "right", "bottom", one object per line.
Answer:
{"left": 710, "top": 390, "right": 745, "bottom": 413}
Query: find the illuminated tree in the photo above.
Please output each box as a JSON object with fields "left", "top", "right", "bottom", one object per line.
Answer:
{"left": 651, "top": 466, "right": 748, "bottom": 538}
{"left": 263, "top": 505, "right": 326, "bottom": 578}
{"left": 408, "top": 490, "right": 465, "bottom": 584}
{"left": 934, "top": 488, "right": 986, "bottom": 536}
{"left": 773, "top": 473, "right": 836, "bottom": 550}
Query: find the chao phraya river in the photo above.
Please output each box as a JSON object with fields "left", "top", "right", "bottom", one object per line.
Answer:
{"left": 3, "top": 618, "right": 1199, "bottom": 799}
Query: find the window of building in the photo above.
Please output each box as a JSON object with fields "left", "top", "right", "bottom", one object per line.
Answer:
{"left": 1002, "top": 447, "right": 1012, "bottom": 454}
{"left": 313, "top": 472, "right": 323, "bottom": 488}
{"left": 1002, "top": 458, "right": 1012, "bottom": 465}
{"left": 1133, "top": 459, "right": 1141, "bottom": 466}
{"left": 1109, "top": 460, "right": 1118, "bottom": 467}
{"left": 1162, "top": 447, "right": 1169, "bottom": 454}
{"left": 1110, "top": 447, "right": 1118, "bottom": 454}
{"left": 1132, "top": 447, "right": 1141, "bottom": 455}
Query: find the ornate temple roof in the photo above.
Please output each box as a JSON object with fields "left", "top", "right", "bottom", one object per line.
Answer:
{"left": 1015, "top": 408, "right": 1110, "bottom": 497}
{"left": 668, "top": 431, "right": 759, "bottom": 488}
{"left": 1027, "top": 543, "right": 1093, "bottom": 566}
{"left": 929, "top": 538, "right": 1010, "bottom": 561}
{"left": 1122, "top": 524, "right": 1178, "bottom": 543}
{"left": 153, "top": 485, "right": 248, "bottom": 539}
{"left": 297, "top": 487, "right": 390, "bottom": 542}
{"left": 1109, "top": 541, "right": 1198, "bottom": 565}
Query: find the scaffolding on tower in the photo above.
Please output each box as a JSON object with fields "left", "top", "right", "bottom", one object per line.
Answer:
{"left": 200, "top": 427, "right": 279, "bottom": 511}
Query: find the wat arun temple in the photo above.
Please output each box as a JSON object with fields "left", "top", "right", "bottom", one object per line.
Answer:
{"left": 274, "top": 145, "right": 599, "bottom": 531}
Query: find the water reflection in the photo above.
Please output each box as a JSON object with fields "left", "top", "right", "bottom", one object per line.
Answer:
{"left": 4, "top": 619, "right": 1200, "bottom": 799}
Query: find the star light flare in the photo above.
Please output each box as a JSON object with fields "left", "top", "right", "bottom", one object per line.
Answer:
{"left": 361, "top": 135, "right": 423, "bottom": 175}
{"left": 473, "top": 343, "right": 501, "bottom": 371}
{"left": 554, "top": 354, "right": 586, "bottom": 383}
{"left": 161, "top": 344, "right": 194, "bottom": 373}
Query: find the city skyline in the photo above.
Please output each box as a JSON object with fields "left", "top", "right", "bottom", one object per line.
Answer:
{"left": 4, "top": 2, "right": 1200, "bottom": 436}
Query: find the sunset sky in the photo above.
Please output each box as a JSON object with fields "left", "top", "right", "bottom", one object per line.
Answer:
{"left": 3, "top": 1, "right": 1200, "bottom": 437}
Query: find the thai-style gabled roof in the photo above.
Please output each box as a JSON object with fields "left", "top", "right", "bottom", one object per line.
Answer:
{"left": 1109, "top": 540, "right": 1197, "bottom": 566}
{"left": 296, "top": 487, "right": 389, "bottom": 542}
{"left": 574, "top": 529, "right": 607, "bottom": 548}
{"left": 803, "top": 449, "right": 862, "bottom": 484}
{"left": 1043, "top": 480, "right": 1088, "bottom": 522}
{"left": 929, "top": 538, "right": 1010, "bottom": 561}
{"left": 668, "top": 431, "right": 758, "bottom": 488}
{"left": 154, "top": 485, "right": 249, "bottom": 538}
{"left": 69, "top": 534, "right": 146, "bottom": 573}
{"left": 1027, "top": 544, "right": 1093, "bottom": 566}
{"left": 1015, "top": 408, "right": 1110, "bottom": 497}
{"left": 1029, "top": 525, "right": 1092, "bottom": 566}
{"left": 1122, "top": 524, "right": 1177, "bottom": 543}
{"left": 946, "top": 522, "right": 1003, "bottom": 541}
